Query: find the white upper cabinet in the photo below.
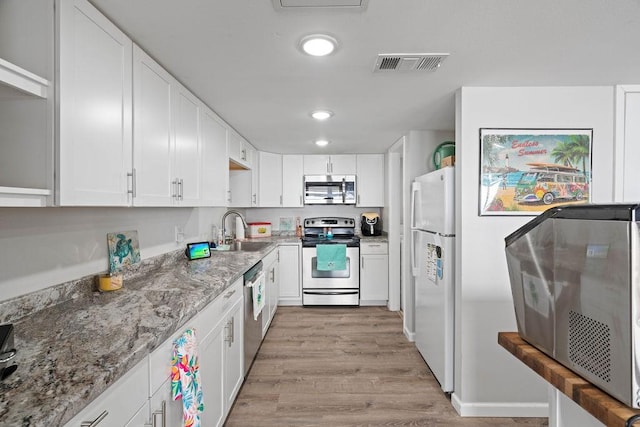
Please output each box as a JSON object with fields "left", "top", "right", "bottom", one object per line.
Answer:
{"left": 0, "top": 1, "right": 53, "bottom": 207}
{"left": 200, "top": 107, "right": 230, "bottom": 207}
{"left": 173, "top": 84, "right": 202, "bottom": 206}
{"left": 258, "top": 152, "right": 283, "bottom": 207}
{"left": 132, "top": 45, "right": 174, "bottom": 206}
{"left": 282, "top": 154, "right": 304, "bottom": 207}
{"left": 229, "top": 130, "right": 253, "bottom": 169}
{"left": 303, "top": 154, "right": 356, "bottom": 175}
{"left": 57, "top": 0, "right": 133, "bottom": 206}
{"left": 356, "top": 154, "right": 385, "bottom": 207}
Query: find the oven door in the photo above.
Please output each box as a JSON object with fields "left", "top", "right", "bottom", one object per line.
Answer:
{"left": 302, "top": 246, "right": 360, "bottom": 305}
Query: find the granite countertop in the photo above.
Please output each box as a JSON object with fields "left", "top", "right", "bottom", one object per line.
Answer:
{"left": 498, "top": 332, "right": 640, "bottom": 427}
{"left": 0, "top": 236, "right": 299, "bottom": 427}
{"left": 358, "top": 234, "right": 389, "bottom": 243}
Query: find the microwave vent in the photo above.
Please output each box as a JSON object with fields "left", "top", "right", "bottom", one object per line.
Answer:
{"left": 568, "top": 310, "right": 612, "bottom": 383}
{"left": 374, "top": 53, "right": 449, "bottom": 72}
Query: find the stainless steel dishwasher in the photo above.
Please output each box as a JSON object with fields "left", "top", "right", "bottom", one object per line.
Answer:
{"left": 243, "top": 260, "right": 264, "bottom": 376}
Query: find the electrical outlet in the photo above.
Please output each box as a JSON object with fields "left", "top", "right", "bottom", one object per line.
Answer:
{"left": 175, "top": 225, "right": 184, "bottom": 243}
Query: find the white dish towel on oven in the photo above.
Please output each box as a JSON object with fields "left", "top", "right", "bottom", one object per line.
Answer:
{"left": 248, "top": 272, "right": 265, "bottom": 320}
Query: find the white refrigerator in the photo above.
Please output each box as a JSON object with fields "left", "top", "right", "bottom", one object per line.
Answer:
{"left": 410, "top": 166, "right": 455, "bottom": 393}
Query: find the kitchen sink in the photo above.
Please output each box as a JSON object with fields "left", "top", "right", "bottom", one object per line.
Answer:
{"left": 228, "top": 240, "right": 272, "bottom": 252}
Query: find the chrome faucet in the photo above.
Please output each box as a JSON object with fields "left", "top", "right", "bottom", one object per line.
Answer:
{"left": 221, "top": 210, "right": 248, "bottom": 242}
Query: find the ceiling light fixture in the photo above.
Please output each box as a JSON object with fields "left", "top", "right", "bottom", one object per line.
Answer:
{"left": 299, "top": 34, "right": 338, "bottom": 56}
{"left": 311, "top": 110, "right": 333, "bottom": 121}
{"left": 314, "top": 139, "right": 330, "bottom": 147}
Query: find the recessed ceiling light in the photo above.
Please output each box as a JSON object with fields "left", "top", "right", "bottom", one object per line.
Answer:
{"left": 314, "top": 139, "right": 330, "bottom": 147}
{"left": 311, "top": 110, "right": 333, "bottom": 121}
{"left": 299, "top": 34, "right": 338, "bottom": 56}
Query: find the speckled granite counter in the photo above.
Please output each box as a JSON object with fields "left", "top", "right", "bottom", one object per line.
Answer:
{"left": 0, "top": 237, "right": 299, "bottom": 427}
{"left": 358, "top": 233, "right": 389, "bottom": 244}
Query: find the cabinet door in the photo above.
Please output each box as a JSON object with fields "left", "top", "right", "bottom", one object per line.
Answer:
{"left": 148, "top": 378, "right": 185, "bottom": 427}
{"left": 229, "top": 130, "right": 252, "bottom": 169}
{"left": 224, "top": 298, "right": 244, "bottom": 412}
{"left": 360, "top": 253, "right": 389, "bottom": 301}
{"left": 57, "top": 0, "right": 132, "bottom": 206}
{"left": 282, "top": 155, "right": 304, "bottom": 207}
{"left": 330, "top": 154, "right": 357, "bottom": 175}
{"left": 279, "top": 244, "right": 301, "bottom": 303}
{"left": 200, "top": 107, "right": 229, "bottom": 207}
{"left": 63, "top": 358, "right": 148, "bottom": 427}
{"left": 132, "top": 45, "right": 174, "bottom": 206}
{"left": 258, "top": 152, "right": 282, "bottom": 207}
{"left": 356, "top": 154, "right": 385, "bottom": 207}
{"left": 303, "top": 155, "right": 330, "bottom": 175}
{"left": 228, "top": 169, "right": 253, "bottom": 207}
{"left": 173, "top": 85, "right": 201, "bottom": 206}
{"left": 270, "top": 252, "right": 279, "bottom": 321}
{"left": 198, "top": 318, "right": 226, "bottom": 427}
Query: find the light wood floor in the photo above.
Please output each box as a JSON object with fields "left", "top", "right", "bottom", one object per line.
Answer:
{"left": 225, "top": 306, "right": 548, "bottom": 426}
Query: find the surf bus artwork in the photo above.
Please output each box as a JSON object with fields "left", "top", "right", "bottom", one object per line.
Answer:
{"left": 514, "top": 163, "right": 589, "bottom": 205}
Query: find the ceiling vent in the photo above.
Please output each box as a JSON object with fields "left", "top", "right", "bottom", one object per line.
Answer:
{"left": 272, "top": 0, "right": 368, "bottom": 10}
{"left": 373, "top": 53, "right": 449, "bottom": 72}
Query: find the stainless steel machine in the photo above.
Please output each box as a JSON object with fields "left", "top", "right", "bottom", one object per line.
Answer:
{"left": 505, "top": 204, "right": 640, "bottom": 407}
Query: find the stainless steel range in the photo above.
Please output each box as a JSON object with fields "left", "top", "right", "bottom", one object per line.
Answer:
{"left": 301, "top": 216, "right": 360, "bottom": 306}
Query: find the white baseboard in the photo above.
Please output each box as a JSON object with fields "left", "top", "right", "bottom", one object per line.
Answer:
{"left": 403, "top": 326, "right": 415, "bottom": 342}
{"left": 451, "top": 393, "right": 548, "bottom": 418}
{"left": 277, "top": 300, "right": 302, "bottom": 306}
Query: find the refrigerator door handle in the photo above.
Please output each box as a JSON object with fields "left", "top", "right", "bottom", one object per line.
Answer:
{"left": 410, "top": 181, "right": 420, "bottom": 229}
{"left": 410, "top": 229, "right": 419, "bottom": 277}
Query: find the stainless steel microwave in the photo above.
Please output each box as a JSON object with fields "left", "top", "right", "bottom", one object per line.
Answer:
{"left": 304, "top": 175, "right": 356, "bottom": 205}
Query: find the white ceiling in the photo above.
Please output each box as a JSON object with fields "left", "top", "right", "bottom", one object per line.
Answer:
{"left": 90, "top": 0, "right": 640, "bottom": 154}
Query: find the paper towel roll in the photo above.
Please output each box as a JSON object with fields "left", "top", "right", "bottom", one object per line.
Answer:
{"left": 235, "top": 217, "right": 245, "bottom": 240}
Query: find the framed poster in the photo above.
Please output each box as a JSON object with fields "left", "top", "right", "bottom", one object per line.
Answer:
{"left": 479, "top": 128, "right": 592, "bottom": 216}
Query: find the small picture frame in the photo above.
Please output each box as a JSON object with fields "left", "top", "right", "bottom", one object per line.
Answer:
{"left": 479, "top": 128, "right": 593, "bottom": 216}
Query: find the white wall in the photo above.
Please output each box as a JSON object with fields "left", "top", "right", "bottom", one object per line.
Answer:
{"left": 0, "top": 206, "right": 227, "bottom": 301}
{"left": 453, "top": 86, "right": 614, "bottom": 416}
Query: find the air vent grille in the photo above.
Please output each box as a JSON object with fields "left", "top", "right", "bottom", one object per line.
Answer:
{"left": 374, "top": 53, "right": 449, "bottom": 72}
{"left": 568, "top": 310, "right": 611, "bottom": 383}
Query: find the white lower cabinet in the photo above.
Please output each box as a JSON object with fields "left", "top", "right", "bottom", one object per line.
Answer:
{"left": 360, "top": 242, "right": 389, "bottom": 305}
{"left": 223, "top": 296, "right": 244, "bottom": 413}
{"left": 63, "top": 358, "right": 149, "bottom": 427}
{"left": 278, "top": 244, "right": 302, "bottom": 305}
{"left": 262, "top": 248, "right": 279, "bottom": 337}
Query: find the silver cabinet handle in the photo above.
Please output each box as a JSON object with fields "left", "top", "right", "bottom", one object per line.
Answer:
{"left": 81, "top": 411, "right": 108, "bottom": 427}
{"left": 361, "top": 257, "right": 364, "bottom": 269}
{"left": 227, "top": 190, "right": 232, "bottom": 203}
{"left": 127, "top": 169, "right": 136, "bottom": 197}
{"left": 150, "top": 400, "right": 166, "bottom": 427}
{"left": 279, "top": 195, "right": 283, "bottom": 206}
{"left": 0, "top": 349, "right": 16, "bottom": 363}
{"left": 172, "top": 179, "right": 178, "bottom": 199}
{"left": 299, "top": 195, "right": 302, "bottom": 205}
{"left": 241, "top": 148, "right": 246, "bottom": 161}
{"left": 357, "top": 194, "right": 360, "bottom": 205}
{"left": 270, "top": 267, "right": 275, "bottom": 282}
{"left": 253, "top": 194, "right": 257, "bottom": 205}
{"left": 179, "top": 179, "right": 184, "bottom": 201}
{"left": 224, "top": 289, "right": 236, "bottom": 299}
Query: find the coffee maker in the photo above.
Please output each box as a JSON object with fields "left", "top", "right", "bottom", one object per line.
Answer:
{"left": 360, "top": 213, "right": 382, "bottom": 236}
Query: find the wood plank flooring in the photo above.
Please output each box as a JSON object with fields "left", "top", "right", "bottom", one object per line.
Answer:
{"left": 225, "top": 307, "right": 548, "bottom": 426}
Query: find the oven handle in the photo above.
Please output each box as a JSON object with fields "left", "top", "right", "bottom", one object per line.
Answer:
{"left": 303, "top": 291, "right": 359, "bottom": 295}
{"left": 341, "top": 178, "right": 346, "bottom": 203}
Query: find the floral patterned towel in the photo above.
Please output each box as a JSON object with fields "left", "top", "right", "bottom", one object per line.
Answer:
{"left": 172, "top": 328, "right": 204, "bottom": 427}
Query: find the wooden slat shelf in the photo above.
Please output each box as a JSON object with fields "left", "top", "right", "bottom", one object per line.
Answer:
{"left": 498, "top": 332, "right": 640, "bottom": 427}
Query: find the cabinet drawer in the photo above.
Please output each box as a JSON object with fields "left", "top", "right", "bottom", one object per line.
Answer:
{"left": 148, "top": 279, "right": 243, "bottom": 392}
{"left": 360, "top": 242, "right": 388, "bottom": 255}
{"left": 64, "top": 358, "right": 148, "bottom": 427}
